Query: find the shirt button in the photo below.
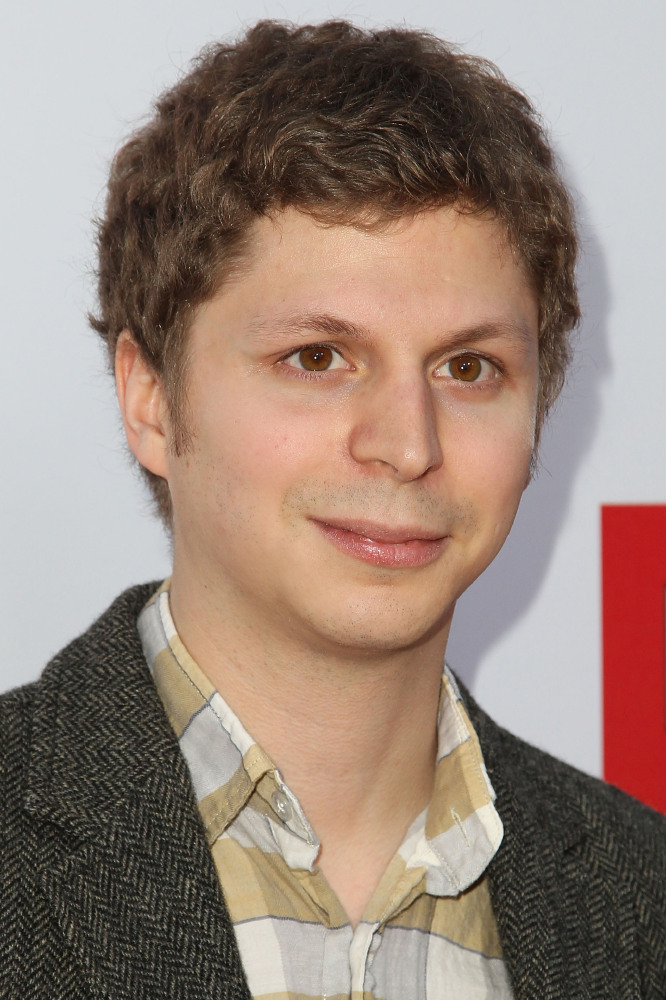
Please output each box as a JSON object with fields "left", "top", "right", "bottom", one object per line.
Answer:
{"left": 271, "top": 789, "right": 293, "bottom": 822}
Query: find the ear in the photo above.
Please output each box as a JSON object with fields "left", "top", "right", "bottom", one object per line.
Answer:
{"left": 115, "top": 331, "right": 169, "bottom": 479}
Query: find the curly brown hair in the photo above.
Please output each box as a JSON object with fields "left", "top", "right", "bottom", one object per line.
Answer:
{"left": 91, "top": 20, "right": 579, "bottom": 524}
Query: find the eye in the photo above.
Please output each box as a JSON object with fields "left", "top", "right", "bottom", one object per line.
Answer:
{"left": 436, "top": 353, "right": 498, "bottom": 383}
{"left": 282, "top": 344, "right": 350, "bottom": 372}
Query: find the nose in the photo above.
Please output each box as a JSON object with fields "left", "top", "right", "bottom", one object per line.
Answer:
{"left": 348, "top": 368, "right": 443, "bottom": 481}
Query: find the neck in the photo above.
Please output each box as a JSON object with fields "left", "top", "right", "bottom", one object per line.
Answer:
{"left": 169, "top": 569, "right": 450, "bottom": 923}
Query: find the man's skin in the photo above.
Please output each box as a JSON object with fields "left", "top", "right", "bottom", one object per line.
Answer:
{"left": 116, "top": 205, "right": 539, "bottom": 925}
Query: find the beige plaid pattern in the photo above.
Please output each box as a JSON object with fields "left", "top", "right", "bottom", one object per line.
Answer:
{"left": 139, "top": 582, "right": 514, "bottom": 999}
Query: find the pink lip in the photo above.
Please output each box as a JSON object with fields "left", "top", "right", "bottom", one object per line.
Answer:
{"left": 313, "top": 518, "right": 448, "bottom": 568}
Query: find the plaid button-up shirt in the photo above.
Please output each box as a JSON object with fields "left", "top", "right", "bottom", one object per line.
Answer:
{"left": 139, "top": 582, "right": 514, "bottom": 999}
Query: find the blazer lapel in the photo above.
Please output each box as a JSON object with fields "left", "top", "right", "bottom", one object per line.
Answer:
{"left": 485, "top": 767, "right": 641, "bottom": 1000}
{"left": 462, "top": 688, "right": 644, "bottom": 1000}
{"left": 25, "top": 585, "right": 252, "bottom": 1000}
{"left": 38, "top": 762, "right": 250, "bottom": 1000}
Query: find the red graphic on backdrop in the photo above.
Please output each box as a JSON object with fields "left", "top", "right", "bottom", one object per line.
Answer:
{"left": 602, "top": 505, "right": 666, "bottom": 813}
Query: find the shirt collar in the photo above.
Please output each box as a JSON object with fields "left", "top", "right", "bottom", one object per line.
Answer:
{"left": 138, "top": 581, "right": 503, "bottom": 894}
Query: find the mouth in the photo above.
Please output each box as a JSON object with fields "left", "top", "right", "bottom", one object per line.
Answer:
{"left": 312, "top": 517, "right": 449, "bottom": 568}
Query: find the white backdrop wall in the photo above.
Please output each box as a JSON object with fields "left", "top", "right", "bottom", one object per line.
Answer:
{"left": 2, "top": 0, "right": 665, "bottom": 781}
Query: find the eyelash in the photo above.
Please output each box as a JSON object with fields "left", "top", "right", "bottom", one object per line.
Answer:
{"left": 277, "top": 343, "right": 504, "bottom": 382}
{"left": 436, "top": 353, "right": 504, "bottom": 382}
{"left": 278, "top": 343, "right": 350, "bottom": 376}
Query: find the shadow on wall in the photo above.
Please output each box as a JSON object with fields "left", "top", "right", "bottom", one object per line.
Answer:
{"left": 447, "top": 191, "right": 611, "bottom": 691}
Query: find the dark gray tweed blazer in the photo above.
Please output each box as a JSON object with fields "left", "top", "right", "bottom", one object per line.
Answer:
{"left": 1, "top": 584, "right": 665, "bottom": 999}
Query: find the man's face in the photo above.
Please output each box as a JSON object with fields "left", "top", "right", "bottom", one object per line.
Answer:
{"left": 162, "top": 207, "right": 539, "bottom": 657}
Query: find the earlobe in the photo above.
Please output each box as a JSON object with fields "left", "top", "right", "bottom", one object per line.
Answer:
{"left": 115, "top": 331, "right": 169, "bottom": 479}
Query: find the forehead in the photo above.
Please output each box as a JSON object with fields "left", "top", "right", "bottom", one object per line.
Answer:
{"left": 206, "top": 206, "right": 538, "bottom": 344}
{"left": 246, "top": 205, "right": 512, "bottom": 271}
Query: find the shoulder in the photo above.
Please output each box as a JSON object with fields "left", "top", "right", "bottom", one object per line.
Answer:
{"left": 0, "top": 582, "right": 161, "bottom": 771}
{"left": 0, "top": 583, "right": 200, "bottom": 996}
{"left": 0, "top": 581, "right": 170, "bottom": 860}
{"left": 2, "top": 583, "right": 159, "bottom": 692}
{"left": 462, "top": 678, "right": 666, "bottom": 935}
{"left": 460, "top": 675, "right": 666, "bottom": 849}
{"left": 457, "top": 680, "right": 666, "bottom": 995}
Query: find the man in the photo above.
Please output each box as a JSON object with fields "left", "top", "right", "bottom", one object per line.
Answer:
{"left": 1, "top": 19, "right": 664, "bottom": 1000}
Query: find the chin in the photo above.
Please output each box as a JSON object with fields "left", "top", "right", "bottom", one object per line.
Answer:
{"left": 311, "top": 602, "right": 452, "bottom": 656}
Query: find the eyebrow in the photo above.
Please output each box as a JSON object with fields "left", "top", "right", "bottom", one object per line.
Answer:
{"left": 428, "top": 319, "right": 537, "bottom": 354}
{"left": 247, "top": 311, "right": 536, "bottom": 353}
{"left": 247, "top": 312, "right": 368, "bottom": 344}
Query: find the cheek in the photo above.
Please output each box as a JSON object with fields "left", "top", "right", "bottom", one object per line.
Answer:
{"left": 441, "top": 397, "right": 535, "bottom": 504}
{"left": 194, "top": 392, "right": 335, "bottom": 510}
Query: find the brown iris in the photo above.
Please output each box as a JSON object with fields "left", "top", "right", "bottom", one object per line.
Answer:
{"left": 448, "top": 354, "right": 483, "bottom": 381}
{"left": 298, "top": 346, "right": 334, "bottom": 371}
